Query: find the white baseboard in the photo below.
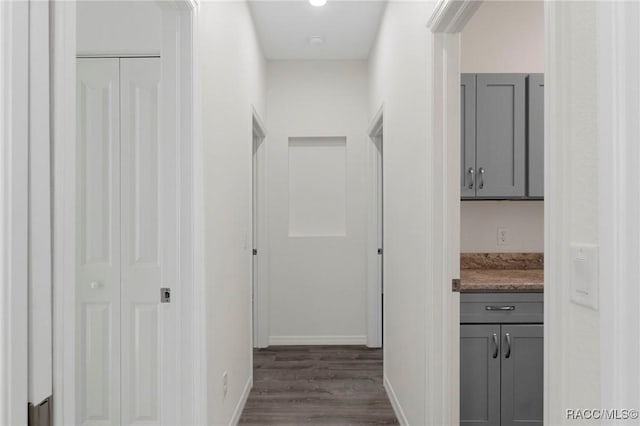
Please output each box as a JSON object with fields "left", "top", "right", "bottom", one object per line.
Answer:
{"left": 229, "top": 376, "right": 252, "bottom": 426}
{"left": 384, "top": 375, "right": 408, "bottom": 426}
{"left": 268, "top": 335, "right": 367, "bottom": 346}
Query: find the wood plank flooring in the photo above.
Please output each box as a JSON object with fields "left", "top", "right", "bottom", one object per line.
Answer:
{"left": 238, "top": 346, "right": 399, "bottom": 425}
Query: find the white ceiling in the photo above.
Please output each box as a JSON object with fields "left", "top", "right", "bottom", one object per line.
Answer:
{"left": 248, "top": 1, "right": 387, "bottom": 60}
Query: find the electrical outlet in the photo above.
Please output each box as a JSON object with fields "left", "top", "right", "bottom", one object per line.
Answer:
{"left": 497, "top": 228, "right": 510, "bottom": 246}
{"left": 222, "top": 371, "right": 228, "bottom": 398}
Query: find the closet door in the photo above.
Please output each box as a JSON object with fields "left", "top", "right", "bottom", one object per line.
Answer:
{"left": 76, "top": 58, "right": 121, "bottom": 426}
{"left": 120, "top": 58, "right": 178, "bottom": 425}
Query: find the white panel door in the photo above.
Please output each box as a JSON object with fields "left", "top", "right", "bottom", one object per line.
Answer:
{"left": 120, "top": 58, "right": 178, "bottom": 426}
{"left": 76, "top": 58, "right": 121, "bottom": 426}
{"left": 77, "top": 57, "right": 178, "bottom": 426}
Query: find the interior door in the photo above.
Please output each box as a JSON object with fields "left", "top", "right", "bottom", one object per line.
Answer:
{"left": 252, "top": 132, "right": 259, "bottom": 347}
{"left": 375, "top": 133, "right": 383, "bottom": 345}
{"left": 120, "top": 57, "right": 178, "bottom": 425}
{"left": 77, "top": 57, "right": 177, "bottom": 426}
{"left": 76, "top": 57, "right": 121, "bottom": 425}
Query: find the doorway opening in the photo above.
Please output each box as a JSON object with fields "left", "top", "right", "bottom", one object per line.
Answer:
{"left": 455, "top": 2, "right": 545, "bottom": 425}
{"left": 368, "top": 108, "right": 384, "bottom": 348}
{"left": 252, "top": 110, "right": 268, "bottom": 349}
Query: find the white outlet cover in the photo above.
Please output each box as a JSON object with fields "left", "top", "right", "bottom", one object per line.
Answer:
{"left": 570, "top": 243, "right": 598, "bottom": 310}
{"left": 497, "top": 227, "right": 510, "bottom": 246}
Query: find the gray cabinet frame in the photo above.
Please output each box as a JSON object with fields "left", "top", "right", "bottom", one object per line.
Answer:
{"left": 527, "top": 74, "right": 544, "bottom": 198}
{"left": 461, "top": 74, "right": 477, "bottom": 199}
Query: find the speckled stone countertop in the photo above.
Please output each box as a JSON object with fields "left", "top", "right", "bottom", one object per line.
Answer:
{"left": 460, "top": 253, "right": 544, "bottom": 293}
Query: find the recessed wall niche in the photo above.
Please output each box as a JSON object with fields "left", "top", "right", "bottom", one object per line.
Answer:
{"left": 288, "top": 136, "right": 347, "bottom": 237}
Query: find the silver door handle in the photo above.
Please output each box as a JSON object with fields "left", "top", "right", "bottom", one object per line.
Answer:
{"left": 505, "top": 332, "right": 512, "bottom": 358}
{"left": 485, "top": 305, "right": 515, "bottom": 311}
{"left": 492, "top": 333, "right": 499, "bottom": 359}
{"left": 478, "top": 167, "right": 485, "bottom": 189}
{"left": 468, "top": 167, "right": 475, "bottom": 189}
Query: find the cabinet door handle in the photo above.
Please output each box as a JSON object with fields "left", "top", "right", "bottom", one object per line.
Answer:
{"left": 485, "top": 305, "right": 515, "bottom": 311}
{"left": 504, "top": 332, "right": 512, "bottom": 358}
{"left": 478, "top": 167, "right": 485, "bottom": 189}
{"left": 492, "top": 333, "right": 499, "bottom": 359}
{"left": 468, "top": 167, "right": 475, "bottom": 189}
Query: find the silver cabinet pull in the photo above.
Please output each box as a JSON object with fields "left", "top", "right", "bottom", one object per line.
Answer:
{"left": 468, "top": 167, "right": 475, "bottom": 189}
{"left": 505, "top": 333, "right": 512, "bottom": 358}
{"left": 478, "top": 167, "right": 485, "bottom": 189}
{"left": 485, "top": 305, "right": 515, "bottom": 311}
{"left": 492, "top": 333, "right": 499, "bottom": 359}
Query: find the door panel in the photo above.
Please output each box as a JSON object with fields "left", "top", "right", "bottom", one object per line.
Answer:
{"left": 461, "top": 74, "right": 476, "bottom": 198}
{"left": 501, "top": 325, "right": 544, "bottom": 426}
{"left": 460, "top": 324, "right": 501, "bottom": 426}
{"left": 76, "top": 58, "right": 121, "bottom": 426}
{"left": 120, "top": 58, "right": 175, "bottom": 426}
{"left": 476, "top": 74, "right": 526, "bottom": 198}
{"left": 77, "top": 56, "right": 177, "bottom": 426}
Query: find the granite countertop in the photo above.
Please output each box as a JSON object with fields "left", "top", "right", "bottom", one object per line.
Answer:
{"left": 460, "top": 253, "right": 544, "bottom": 293}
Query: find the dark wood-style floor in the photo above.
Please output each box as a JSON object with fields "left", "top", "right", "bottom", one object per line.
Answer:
{"left": 238, "top": 346, "right": 399, "bottom": 425}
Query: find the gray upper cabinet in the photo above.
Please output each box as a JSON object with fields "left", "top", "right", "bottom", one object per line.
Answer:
{"left": 528, "top": 74, "right": 544, "bottom": 198}
{"left": 460, "top": 324, "right": 501, "bottom": 426}
{"left": 461, "top": 74, "right": 477, "bottom": 199}
{"left": 501, "top": 324, "right": 543, "bottom": 426}
{"left": 461, "top": 74, "right": 542, "bottom": 199}
{"left": 476, "top": 74, "right": 526, "bottom": 198}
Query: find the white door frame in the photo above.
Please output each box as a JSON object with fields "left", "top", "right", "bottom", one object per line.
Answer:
{"left": 426, "top": 0, "right": 481, "bottom": 423}
{"left": 0, "top": 1, "right": 30, "bottom": 424}
{"left": 366, "top": 106, "right": 384, "bottom": 348}
{"left": 252, "top": 108, "right": 269, "bottom": 349}
{"left": 597, "top": 1, "right": 640, "bottom": 416}
{"left": 51, "top": 1, "right": 206, "bottom": 424}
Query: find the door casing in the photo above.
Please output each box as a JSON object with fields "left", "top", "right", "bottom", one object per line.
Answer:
{"left": 367, "top": 107, "right": 384, "bottom": 348}
{"left": 252, "top": 109, "right": 268, "bottom": 349}
{"left": 51, "top": 1, "right": 206, "bottom": 424}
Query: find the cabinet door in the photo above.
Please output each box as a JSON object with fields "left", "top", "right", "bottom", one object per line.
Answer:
{"left": 528, "top": 74, "right": 544, "bottom": 198}
{"left": 461, "top": 74, "right": 477, "bottom": 198}
{"left": 501, "top": 325, "right": 543, "bottom": 426}
{"left": 461, "top": 324, "right": 501, "bottom": 426}
{"left": 476, "top": 74, "right": 526, "bottom": 198}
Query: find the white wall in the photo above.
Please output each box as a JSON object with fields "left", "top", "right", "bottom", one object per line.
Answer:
{"left": 368, "top": 2, "right": 434, "bottom": 424}
{"left": 460, "top": 0, "right": 544, "bottom": 253}
{"left": 461, "top": 201, "right": 543, "bottom": 253}
{"left": 265, "top": 61, "right": 369, "bottom": 344}
{"left": 461, "top": 0, "right": 544, "bottom": 73}
{"left": 199, "top": 2, "right": 267, "bottom": 424}
{"left": 76, "top": 1, "right": 162, "bottom": 56}
{"left": 545, "top": 2, "right": 600, "bottom": 424}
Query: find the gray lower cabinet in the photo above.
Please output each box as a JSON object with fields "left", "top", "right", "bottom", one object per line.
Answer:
{"left": 501, "top": 325, "right": 543, "bottom": 426}
{"left": 461, "top": 294, "right": 543, "bottom": 426}
{"left": 461, "top": 324, "right": 501, "bottom": 425}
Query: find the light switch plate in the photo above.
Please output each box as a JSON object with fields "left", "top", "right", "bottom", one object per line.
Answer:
{"left": 570, "top": 243, "right": 598, "bottom": 310}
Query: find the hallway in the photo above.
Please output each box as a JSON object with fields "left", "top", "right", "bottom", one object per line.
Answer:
{"left": 239, "top": 346, "right": 398, "bottom": 425}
